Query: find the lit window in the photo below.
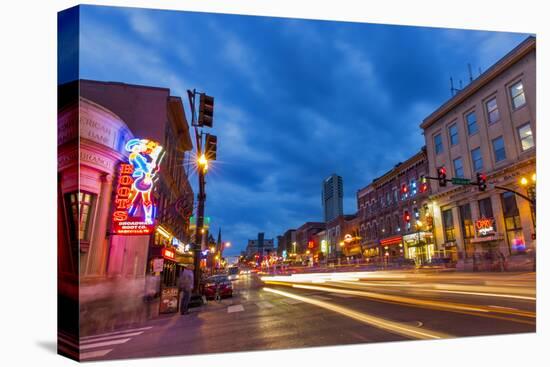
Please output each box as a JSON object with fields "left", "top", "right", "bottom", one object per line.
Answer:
{"left": 466, "top": 111, "right": 478, "bottom": 135}
{"left": 492, "top": 136, "right": 506, "bottom": 163}
{"left": 442, "top": 209, "right": 455, "bottom": 242}
{"left": 453, "top": 157, "right": 464, "bottom": 178}
{"left": 434, "top": 134, "right": 443, "bottom": 154}
{"left": 66, "top": 191, "right": 96, "bottom": 242}
{"left": 486, "top": 97, "right": 500, "bottom": 124}
{"left": 471, "top": 147, "right": 483, "bottom": 173}
{"left": 518, "top": 123, "right": 534, "bottom": 151}
{"left": 510, "top": 81, "right": 526, "bottom": 110}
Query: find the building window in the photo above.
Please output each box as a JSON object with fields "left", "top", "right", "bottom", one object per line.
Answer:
{"left": 510, "top": 81, "right": 526, "bottom": 110}
{"left": 486, "top": 97, "right": 500, "bottom": 124}
{"left": 442, "top": 209, "right": 455, "bottom": 242}
{"left": 453, "top": 157, "right": 464, "bottom": 178}
{"left": 470, "top": 147, "right": 483, "bottom": 173}
{"left": 65, "top": 191, "right": 96, "bottom": 242}
{"left": 518, "top": 123, "right": 534, "bottom": 151}
{"left": 459, "top": 204, "right": 475, "bottom": 239}
{"left": 434, "top": 134, "right": 443, "bottom": 155}
{"left": 501, "top": 192, "right": 525, "bottom": 253}
{"left": 449, "top": 123, "right": 459, "bottom": 146}
{"left": 466, "top": 111, "right": 478, "bottom": 135}
{"left": 492, "top": 136, "right": 506, "bottom": 163}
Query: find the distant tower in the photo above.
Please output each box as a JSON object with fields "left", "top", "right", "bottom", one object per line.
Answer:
{"left": 217, "top": 228, "right": 222, "bottom": 250}
{"left": 322, "top": 174, "right": 343, "bottom": 222}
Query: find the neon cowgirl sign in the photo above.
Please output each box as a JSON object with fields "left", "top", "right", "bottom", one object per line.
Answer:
{"left": 112, "top": 138, "right": 165, "bottom": 235}
{"left": 475, "top": 217, "right": 495, "bottom": 237}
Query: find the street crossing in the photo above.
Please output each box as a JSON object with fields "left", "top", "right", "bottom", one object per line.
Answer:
{"left": 77, "top": 326, "right": 154, "bottom": 361}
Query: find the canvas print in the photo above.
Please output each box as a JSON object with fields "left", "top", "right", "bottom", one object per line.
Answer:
{"left": 57, "top": 5, "right": 536, "bottom": 362}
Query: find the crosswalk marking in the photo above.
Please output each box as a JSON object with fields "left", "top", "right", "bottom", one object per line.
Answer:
{"left": 81, "top": 326, "right": 153, "bottom": 340}
{"left": 227, "top": 304, "right": 244, "bottom": 313}
{"left": 281, "top": 298, "right": 302, "bottom": 305}
{"left": 255, "top": 301, "right": 274, "bottom": 309}
{"left": 80, "top": 331, "right": 145, "bottom": 344}
{"left": 80, "top": 338, "right": 131, "bottom": 350}
{"left": 80, "top": 349, "right": 114, "bottom": 360}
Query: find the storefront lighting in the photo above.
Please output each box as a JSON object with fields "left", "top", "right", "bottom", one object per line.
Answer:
{"left": 156, "top": 226, "right": 172, "bottom": 239}
{"left": 520, "top": 177, "right": 529, "bottom": 186}
{"left": 532, "top": 173, "right": 536, "bottom": 182}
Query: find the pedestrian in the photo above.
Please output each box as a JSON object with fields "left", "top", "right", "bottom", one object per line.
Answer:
{"left": 498, "top": 251, "right": 506, "bottom": 272}
{"left": 178, "top": 265, "right": 194, "bottom": 315}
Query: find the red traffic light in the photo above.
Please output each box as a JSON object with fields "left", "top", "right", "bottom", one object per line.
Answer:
{"left": 401, "top": 183, "right": 408, "bottom": 194}
{"left": 403, "top": 210, "right": 411, "bottom": 223}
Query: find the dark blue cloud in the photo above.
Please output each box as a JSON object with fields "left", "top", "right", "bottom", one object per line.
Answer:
{"left": 77, "top": 5, "right": 529, "bottom": 255}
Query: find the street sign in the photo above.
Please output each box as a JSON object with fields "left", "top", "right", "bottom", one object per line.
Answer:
{"left": 451, "top": 177, "right": 471, "bottom": 185}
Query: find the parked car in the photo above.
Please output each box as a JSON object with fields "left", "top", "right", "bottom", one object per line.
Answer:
{"left": 203, "top": 274, "right": 233, "bottom": 299}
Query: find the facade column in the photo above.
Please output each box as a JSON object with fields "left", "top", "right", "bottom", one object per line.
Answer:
{"left": 86, "top": 173, "right": 114, "bottom": 277}
{"left": 451, "top": 206, "right": 465, "bottom": 260}
{"left": 490, "top": 192, "right": 508, "bottom": 255}
{"left": 431, "top": 203, "right": 444, "bottom": 254}
{"left": 517, "top": 196, "right": 535, "bottom": 250}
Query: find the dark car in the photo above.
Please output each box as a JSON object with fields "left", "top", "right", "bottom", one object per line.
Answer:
{"left": 203, "top": 274, "right": 233, "bottom": 299}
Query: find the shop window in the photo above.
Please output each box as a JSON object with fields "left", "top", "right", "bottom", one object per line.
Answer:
{"left": 509, "top": 81, "right": 526, "bottom": 110}
{"left": 442, "top": 209, "right": 455, "bottom": 242}
{"left": 459, "top": 204, "right": 475, "bottom": 239}
{"left": 478, "top": 197, "right": 496, "bottom": 230}
{"left": 501, "top": 192, "right": 525, "bottom": 254}
{"left": 518, "top": 123, "right": 534, "bottom": 151}
{"left": 65, "top": 191, "right": 96, "bottom": 243}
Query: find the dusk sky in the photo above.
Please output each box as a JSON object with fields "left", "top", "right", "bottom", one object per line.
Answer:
{"left": 65, "top": 5, "right": 529, "bottom": 256}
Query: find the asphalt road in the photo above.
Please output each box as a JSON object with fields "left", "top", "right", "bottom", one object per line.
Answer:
{"left": 75, "top": 270, "right": 536, "bottom": 362}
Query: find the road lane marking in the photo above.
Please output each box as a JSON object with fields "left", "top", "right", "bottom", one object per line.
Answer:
{"left": 81, "top": 326, "right": 153, "bottom": 340}
{"left": 331, "top": 293, "right": 355, "bottom": 298}
{"left": 281, "top": 298, "right": 303, "bottom": 305}
{"left": 80, "top": 338, "right": 131, "bottom": 350}
{"left": 80, "top": 349, "right": 113, "bottom": 360}
{"left": 311, "top": 295, "right": 332, "bottom": 301}
{"left": 263, "top": 287, "right": 452, "bottom": 340}
{"left": 227, "top": 305, "right": 244, "bottom": 313}
{"left": 80, "top": 331, "right": 145, "bottom": 344}
{"left": 256, "top": 301, "right": 274, "bottom": 309}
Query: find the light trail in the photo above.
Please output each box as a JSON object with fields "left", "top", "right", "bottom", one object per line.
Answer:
{"left": 281, "top": 283, "right": 536, "bottom": 320}
{"left": 262, "top": 287, "right": 452, "bottom": 340}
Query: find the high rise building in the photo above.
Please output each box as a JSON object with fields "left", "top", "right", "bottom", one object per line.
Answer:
{"left": 322, "top": 174, "right": 344, "bottom": 222}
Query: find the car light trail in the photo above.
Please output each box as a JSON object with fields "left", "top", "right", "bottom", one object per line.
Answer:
{"left": 262, "top": 287, "right": 452, "bottom": 340}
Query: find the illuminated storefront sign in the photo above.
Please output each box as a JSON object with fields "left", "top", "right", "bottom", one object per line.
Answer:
{"left": 380, "top": 235, "right": 402, "bottom": 246}
{"left": 161, "top": 248, "right": 176, "bottom": 260}
{"left": 112, "top": 138, "right": 164, "bottom": 235}
{"left": 475, "top": 217, "right": 495, "bottom": 237}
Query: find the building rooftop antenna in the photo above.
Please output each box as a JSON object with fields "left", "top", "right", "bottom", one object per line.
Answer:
{"left": 468, "top": 63, "right": 473, "bottom": 82}
{"left": 449, "top": 77, "right": 461, "bottom": 97}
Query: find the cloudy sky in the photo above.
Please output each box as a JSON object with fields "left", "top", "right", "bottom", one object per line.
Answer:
{"left": 63, "top": 5, "right": 529, "bottom": 255}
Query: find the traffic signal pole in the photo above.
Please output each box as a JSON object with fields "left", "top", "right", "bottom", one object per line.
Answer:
{"left": 187, "top": 89, "right": 217, "bottom": 294}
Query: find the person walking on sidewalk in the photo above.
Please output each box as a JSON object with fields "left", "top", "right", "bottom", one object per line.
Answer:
{"left": 178, "top": 265, "right": 194, "bottom": 315}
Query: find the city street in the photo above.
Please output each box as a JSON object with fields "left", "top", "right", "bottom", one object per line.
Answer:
{"left": 72, "top": 269, "right": 535, "bottom": 361}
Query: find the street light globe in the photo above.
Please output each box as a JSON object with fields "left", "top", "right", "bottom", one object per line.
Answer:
{"left": 532, "top": 173, "right": 536, "bottom": 183}
{"left": 225, "top": 242, "right": 231, "bottom": 247}
{"left": 520, "top": 177, "right": 529, "bottom": 186}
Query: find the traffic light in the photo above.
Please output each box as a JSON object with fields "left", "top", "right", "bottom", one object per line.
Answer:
{"left": 419, "top": 175, "right": 428, "bottom": 193}
{"left": 403, "top": 210, "right": 411, "bottom": 224}
{"left": 204, "top": 134, "right": 217, "bottom": 161}
{"left": 401, "top": 183, "right": 408, "bottom": 194}
{"left": 476, "top": 172, "right": 487, "bottom": 191}
{"left": 198, "top": 94, "right": 214, "bottom": 127}
{"left": 437, "top": 167, "right": 447, "bottom": 187}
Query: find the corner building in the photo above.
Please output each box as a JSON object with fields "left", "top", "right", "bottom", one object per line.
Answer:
{"left": 421, "top": 37, "right": 536, "bottom": 270}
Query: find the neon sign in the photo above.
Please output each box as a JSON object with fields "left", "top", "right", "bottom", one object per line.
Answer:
{"left": 476, "top": 217, "right": 495, "bottom": 237}
{"left": 161, "top": 248, "right": 175, "bottom": 260}
{"left": 112, "top": 138, "right": 164, "bottom": 235}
